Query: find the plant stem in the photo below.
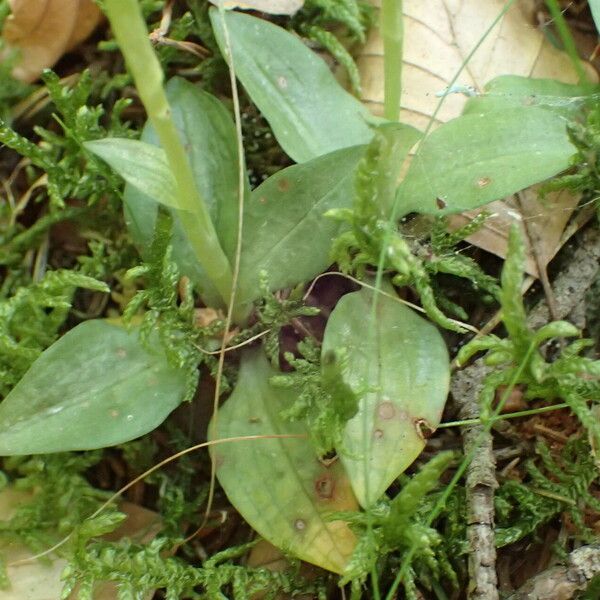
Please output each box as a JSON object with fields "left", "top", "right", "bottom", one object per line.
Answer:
{"left": 545, "top": 0, "right": 590, "bottom": 85}
{"left": 381, "top": 0, "right": 403, "bottom": 121}
{"left": 437, "top": 402, "right": 569, "bottom": 428}
{"left": 103, "top": 0, "right": 233, "bottom": 304}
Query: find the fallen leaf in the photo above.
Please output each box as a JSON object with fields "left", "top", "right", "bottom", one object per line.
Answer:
{"left": 359, "top": 0, "right": 595, "bottom": 123}
{"left": 246, "top": 540, "right": 317, "bottom": 600}
{"left": 2, "top": 0, "right": 102, "bottom": 83}
{"left": 450, "top": 186, "right": 580, "bottom": 277}
{"left": 358, "top": 0, "right": 598, "bottom": 273}
{"left": 208, "top": 0, "right": 304, "bottom": 15}
{"left": 0, "top": 487, "right": 160, "bottom": 599}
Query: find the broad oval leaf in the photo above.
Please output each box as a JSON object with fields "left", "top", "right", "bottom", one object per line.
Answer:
{"left": 210, "top": 8, "right": 374, "bottom": 163}
{"left": 85, "top": 138, "right": 179, "bottom": 209}
{"left": 322, "top": 286, "right": 450, "bottom": 507}
{"left": 235, "top": 145, "right": 364, "bottom": 308}
{"left": 124, "top": 76, "right": 245, "bottom": 305}
{"left": 211, "top": 349, "right": 357, "bottom": 574}
{"left": 396, "top": 106, "right": 576, "bottom": 216}
{"left": 0, "top": 320, "right": 186, "bottom": 455}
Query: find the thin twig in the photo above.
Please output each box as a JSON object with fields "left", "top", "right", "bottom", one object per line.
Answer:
{"left": 451, "top": 362, "right": 498, "bottom": 600}
{"left": 202, "top": 1, "right": 247, "bottom": 535}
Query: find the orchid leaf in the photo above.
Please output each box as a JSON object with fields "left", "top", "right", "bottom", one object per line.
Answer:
{"left": 0, "top": 320, "right": 186, "bottom": 455}
{"left": 322, "top": 285, "right": 450, "bottom": 507}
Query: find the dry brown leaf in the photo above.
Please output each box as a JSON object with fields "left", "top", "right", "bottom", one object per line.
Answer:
{"left": 0, "top": 488, "right": 160, "bottom": 599}
{"left": 246, "top": 540, "right": 318, "bottom": 600}
{"left": 2, "top": 0, "right": 102, "bottom": 83}
{"left": 208, "top": 0, "right": 304, "bottom": 16}
{"left": 450, "top": 186, "right": 580, "bottom": 277}
{"left": 359, "top": 0, "right": 595, "bottom": 123}
{"left": 358, "top": 0, "right": 598, "bottom": 275}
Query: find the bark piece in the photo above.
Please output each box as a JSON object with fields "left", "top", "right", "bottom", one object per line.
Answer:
{"left": 507, "top": 544, "right": 600, "bottom": 600}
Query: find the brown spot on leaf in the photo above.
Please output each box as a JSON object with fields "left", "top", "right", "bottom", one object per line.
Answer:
{"left": 314, "top": 474, "right": 335, "bottom": 499}
{"left": 373, "top": 429, "right": 384, "bottom": 439}
{"left": 294, "top": 518, "right": 306, "bottom": 531}
{"left": 477, "top": 176, "right": 491, "bottom": 188}
{"left": 414, "top": 418, "right": 435, "bottom": 440}
{"left": 248, "top": 416, "right": 262, "bottom": 424}
{"left": 116, "top": 347, "right": 127, "bottom": 358}
{"left": 277, "top": 75, "right": 288, "bottom": 89}
{"left": 277, "top": 178, "right": 290, "bottom": 193}
{"left": 377, "top": 401, "right": 396, "bottom": 420}
{"left": 436, "top": 197, "right": 447, "bottom": 209}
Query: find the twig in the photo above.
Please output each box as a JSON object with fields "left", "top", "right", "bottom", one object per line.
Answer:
{"left": 450, "top": 224, "right": 600, "bottom": 600}
{"left": 507, "top": 543, "right": 600, "bottom": 600}
{"left": 451, "top": 361, "right": 498, "bottom": 600}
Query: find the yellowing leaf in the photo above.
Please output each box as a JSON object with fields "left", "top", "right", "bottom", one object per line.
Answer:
{"left": 2, "top": 0, "right": 102, "bottom": 83}
{"left": 212, "top": 349, "right": 357, "bottom": 574}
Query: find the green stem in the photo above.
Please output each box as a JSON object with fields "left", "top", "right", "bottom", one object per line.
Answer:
{"left": 545, "top": 0, "right": 590, "bottom": 85}
{"left": 103, "top": 0, "right": 233, "bottom": 304}
{"left": 437, "top": 402, "right": 569, "bottom": 428}
{"left": 381, "top": 0, "right": 403, "bottom": 121}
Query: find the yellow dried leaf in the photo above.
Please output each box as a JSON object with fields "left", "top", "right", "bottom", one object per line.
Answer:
{"left": 2, "top": 0, "right": 102, "bottom": 83}
{"left": 358, "top": 0, "right": 597, "bottom": 272}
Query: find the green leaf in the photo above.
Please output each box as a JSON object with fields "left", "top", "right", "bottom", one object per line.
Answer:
{"left": 0, "top": 320, "right": 186, "bottom": 455}
{"left": 322, "top": 285, "right": 450, "bottom": 507}
{"left": 463, "top": 76, "right": 594, "bottom": 118}
{"left": 85, "top": 138, "right": 178, "bottom": 209}
{"left": 211, "top": 349, "right": 357, "bottom": 573}
{"left": 236, "top": 145, "right": 364, "bottom": 308}
{"left": 210, "top": 9, "right": 374, "bottom": 163}
{"left": 396, "top": 107, "right": 576, "bottom": 216}
{"left": 124, "top": 77, "right": 245, "bottom": 305}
